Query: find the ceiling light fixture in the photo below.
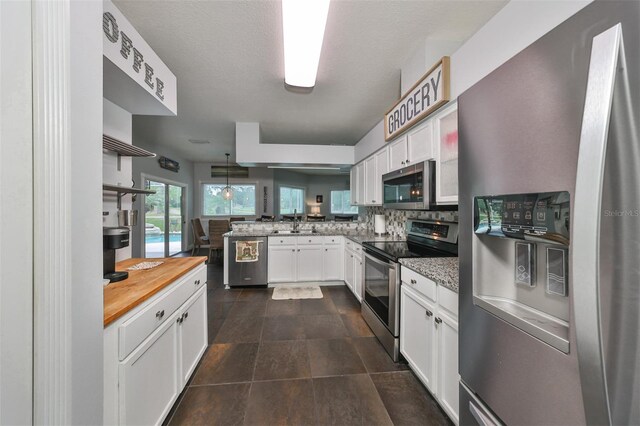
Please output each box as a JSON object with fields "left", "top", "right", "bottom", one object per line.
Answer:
{"left": 222, "top": 153, "right": 234, "bottom": 200}
{"left": 282, "top": 0, "right": 331, "bottom": 89}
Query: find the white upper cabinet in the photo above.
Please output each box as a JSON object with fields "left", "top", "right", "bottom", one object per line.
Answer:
{"left": 356, "top": 162, "right": 366, "bottom": 205}
{"left": 407, "top": 121, "right": 434, "bottom": 165}
{"left": 350, "top": 166, "right": 358, "bottom": 205}
{"left": 374, "top": 148, "right": 389, "bottom": 204}
{"left": 434, "top": 103, "right": 459, "bottom": 204}
{"left": 364, "top": 156, "right": 377, "bottom": 205}
{"left": 388, "top": 135, "right": 408, "bottom": 171}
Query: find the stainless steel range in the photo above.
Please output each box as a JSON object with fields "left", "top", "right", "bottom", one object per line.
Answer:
{"left": 361, "top": 219, "right": 458, "bottom": 361}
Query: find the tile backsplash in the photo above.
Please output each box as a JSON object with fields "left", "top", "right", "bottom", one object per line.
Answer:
{"left": 360, "top": 207, "right": 459, "bottom": 238}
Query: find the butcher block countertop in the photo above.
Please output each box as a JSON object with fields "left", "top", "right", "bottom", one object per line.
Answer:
{"left": 103, "top": 257, "right": 207, "bottom": 327}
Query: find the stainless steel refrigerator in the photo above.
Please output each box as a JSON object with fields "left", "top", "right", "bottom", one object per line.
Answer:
{"left": 458, "top": 1, "right": 639, "bottom": 425}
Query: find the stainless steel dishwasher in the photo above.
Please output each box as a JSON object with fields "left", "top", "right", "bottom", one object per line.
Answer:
{"left": 227, "top": 236, "right": 268, "bottom": 287}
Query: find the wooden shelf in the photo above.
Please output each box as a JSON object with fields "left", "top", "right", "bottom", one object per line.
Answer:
{"left": 103, "top": 184, "right": 156, "bottom": 195}
{"left": 103, "top": 134, "right": 155, "bottom": 157}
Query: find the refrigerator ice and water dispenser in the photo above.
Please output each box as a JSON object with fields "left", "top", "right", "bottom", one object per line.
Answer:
{"left": 473, "top": 191, "right": 571, "bottom": 352}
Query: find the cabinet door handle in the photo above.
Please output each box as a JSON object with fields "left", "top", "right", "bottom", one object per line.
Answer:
{"left": 280, "top": 240, "right": 284, "bottom": 243}
{"left": 425, "top": 310, "right": 433, "bottom": 317}
{"left": 325, "top": 248, "right": 328, "bottom": 251}
{"left": 410, "top": 279, "right": 417, "bottom": 284}
{"left": 435, "top": 317, "right": 442, "bottom": 324}
{"left": 401, "top": 161, "right": 405, "bottom": 165}
{"left": 297, "top": 249, "right": 300, "bottom": 252}
{"left": 177, "top": 317, "right": 182, "bottom": 324}
{"left": 308, "top": 239, "right": 312, "bottom": 242}
{"left": 406, "top": 159, "right": 410, "bottom": 164}
{"left": 292, "top": 249, "right": 295, "bottom": 252}
{"left": 195, "top": 279, "right": 200, "bottom": 285}
{"left": 184, "top": 312, "right": 189, "bottom": 320}
{"left": 156, "top": 310, "right": 165, "bottom": 319}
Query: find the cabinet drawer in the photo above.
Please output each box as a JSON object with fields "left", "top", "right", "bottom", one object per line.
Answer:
{"left": 401, "top": 266, "right": 437, "bottom": 303}
{"left": 297, "top": 236, "right": 324, "bottom": 245}
{"left": 118, "top": 266, "right": 206, "bottom": 361}
{"left": 323, "top": 236, "right": 342, "bottom": 245}
{"left": 269, "top": 236, "right": 297, "bottom": 246}
{"left": 437, "top": 285, "right": 458, "bottom": 319}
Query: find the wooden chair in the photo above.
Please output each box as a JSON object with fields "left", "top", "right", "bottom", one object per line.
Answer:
{"left": 208, "top": 219, "right": 229, "bottom": 262}
{"left": 334, "top": 215, "right": 356, "bottom": 222}
{"left": 307, "top": 215, "right": 326, "bottom": 222}
{"left": 191, "top": 218, "right": 209, "bottom": 255}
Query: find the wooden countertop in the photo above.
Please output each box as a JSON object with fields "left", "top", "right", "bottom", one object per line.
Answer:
{"left": 104, "top": 257, "right": 207, "bottom": 327}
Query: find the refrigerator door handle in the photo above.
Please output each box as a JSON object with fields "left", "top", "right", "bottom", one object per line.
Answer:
{"left": 573, "top": 23, "right": 623, "bottom": 426}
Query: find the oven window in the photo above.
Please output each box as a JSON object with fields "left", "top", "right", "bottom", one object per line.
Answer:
{"left": 364, "top": 255, "right": 391, "bottom": 327}
{"left": 384, "top": 173, "right": 423, "bottom": 204}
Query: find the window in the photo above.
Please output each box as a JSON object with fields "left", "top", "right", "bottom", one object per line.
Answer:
{"left": 331, "top": 190, "right": 359, "bottom": 214}
{"left": 202, "top": 183, "right": 256, "bottom": 216}
{"left": 279, "top": 186, "right": 305, "bottom": 214}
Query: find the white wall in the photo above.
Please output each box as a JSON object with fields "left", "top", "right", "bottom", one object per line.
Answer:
{"left": 103, "top": 98, "right": 133, "bottom": 260}
{"left": 0, "top": 1, "right": 33, "bottom": 423}
{"left": 306, "top": 175, "right": 351, "bottom": 217}
{"left": 235, "top": 122, "right": 355, "bottom": 166}
{"left": 69, "top": 0, "right": 104, "bottom": 422}
{"left": 354, "top": 0, "right": 592, "bottom": 163}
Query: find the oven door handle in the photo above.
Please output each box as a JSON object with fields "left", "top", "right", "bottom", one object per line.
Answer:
{"left": 364, "top": 251, "right": 397, "bottom": 270}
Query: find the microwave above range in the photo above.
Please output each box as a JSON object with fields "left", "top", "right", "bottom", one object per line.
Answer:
{"left": 382, "top": 160, "right": 453, "bottom": 210}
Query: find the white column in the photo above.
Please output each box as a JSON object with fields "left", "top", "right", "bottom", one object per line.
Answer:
{"left": 32, "top": 0, "right": 104, "bottom": 423}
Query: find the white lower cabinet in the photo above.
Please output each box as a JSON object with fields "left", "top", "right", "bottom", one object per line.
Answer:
{"left": 268, "top": 244, "right": 297, "bottom": 282}
{"left": 344, "top": 250, "right": 355, "bottom": 291}
{"left": 268, "top": 236, "right": 345, "bottom": 283}
{"left": 400, "top": 285, "right": 437, "bottom": 392}
{"left": 179, "top": 288, "right": 208, "bottom": 387}
{"left": 105, "top": 265, "right": 208, "bottom": 426}
{"left": 436, "top": 310, "right": 459, "bottom": 422}
{"left": 119, "top": 311, "right": 180, "bottom": 426}
{"left": 343, "top": 246, "right": 363, "bottom": 301}
{"left": 353, "top": 251, "right": 363, "bottom": 301}
{"left": 400, "top": 266, "right": 459, "bottom": 424}
{"left": 297, "top": 245, "right": 324, "bottom": 281}
{"left": 323, "top": 245, "right": 343, "bottom": 281}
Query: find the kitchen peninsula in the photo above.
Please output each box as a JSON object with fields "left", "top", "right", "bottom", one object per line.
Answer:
{"left": 103, "top": 257, "right": 208, "bottom": 425}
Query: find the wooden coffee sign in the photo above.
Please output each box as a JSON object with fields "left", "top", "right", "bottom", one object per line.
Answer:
{"left": 385, "top": 57, "right": 450, "bottom": 141}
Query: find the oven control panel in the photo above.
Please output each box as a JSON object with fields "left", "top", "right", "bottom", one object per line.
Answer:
{"left": 474, "top": 191, "right": 570, "bottom": 246}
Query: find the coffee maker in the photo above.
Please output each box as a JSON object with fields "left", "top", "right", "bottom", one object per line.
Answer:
{"left": 103, "top": 227, "right": 130, "bottom": 282}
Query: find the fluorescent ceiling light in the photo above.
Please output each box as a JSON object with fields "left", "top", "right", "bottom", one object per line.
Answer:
{"left": 268, "top": 166, "right": 341, "bottom": 170}
{"left": 282, "top": 0, "right": 331, "bottom": 88}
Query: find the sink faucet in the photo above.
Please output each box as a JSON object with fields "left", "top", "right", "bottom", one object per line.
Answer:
{"left": 293, "top": 209, "right": 299, "bottom": 232}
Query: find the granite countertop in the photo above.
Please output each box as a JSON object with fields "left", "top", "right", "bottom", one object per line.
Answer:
{"left": 223, "top": 230, "right": 405, "bottom": 244}
{"left": 399, "top": 257, "right": 459, "bottom": 293}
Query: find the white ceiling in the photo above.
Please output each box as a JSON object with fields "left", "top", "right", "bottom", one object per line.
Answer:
{"left": 114, "top": 0, "right": 506, "bottom": 163}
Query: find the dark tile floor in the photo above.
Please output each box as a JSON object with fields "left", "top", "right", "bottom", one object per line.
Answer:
{"left": 164, "top": 254, "right": 453, "bottom": 426}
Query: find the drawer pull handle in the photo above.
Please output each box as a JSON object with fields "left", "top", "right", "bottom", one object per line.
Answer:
{"left": 435, "top": 317, "right": 442, "bottom": 325}
{"left": 325, "top": 248, "right": 328, "bottom": 251}
{"left": 184, "top": 312, "right": 189, "bottom": 320}
{"left": 195, "top": 279, "right": 200, "bottom": 285}
{"left": 156, "top": 310, "right": 165, "bottom": 319}
{"left": 410, "top": 279, "right": 417, "bottom": 284}
{"left": 425, "top": 310, "right": 433, "bottom": 317}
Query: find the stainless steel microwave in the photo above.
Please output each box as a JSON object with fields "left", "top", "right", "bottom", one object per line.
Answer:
{"left": 382, "top": 160, "right": 436, "bottom": 210}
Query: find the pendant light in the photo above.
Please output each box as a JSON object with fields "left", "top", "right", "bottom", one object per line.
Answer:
{"left": 222, "top": 153, "right": 233, "bottom": 200}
